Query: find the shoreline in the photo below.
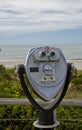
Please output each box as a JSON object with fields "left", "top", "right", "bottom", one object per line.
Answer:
{"left": 0, "top": 59, "right": 82, "bottom": 70}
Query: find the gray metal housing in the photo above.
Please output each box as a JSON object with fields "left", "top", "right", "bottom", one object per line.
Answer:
{"left": 25, "top": 46, "right": 67, "bottom": 101}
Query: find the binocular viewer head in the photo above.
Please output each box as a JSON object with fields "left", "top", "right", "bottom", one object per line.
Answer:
{"left": 25, "top": 46, "right": 67, "bottom": 101}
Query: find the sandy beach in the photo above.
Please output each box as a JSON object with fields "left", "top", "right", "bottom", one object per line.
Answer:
{"left": 67, "top": 60, "right": 82, "bottom": 70}
{"left": 0, "top": 59, "right": 82, "bottom": 70}
{"left": 0, "top": 59, "right": 25, "bottom": 68}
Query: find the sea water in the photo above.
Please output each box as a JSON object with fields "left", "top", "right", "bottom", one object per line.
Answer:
{"left": 0, "top": 44, "right": 82, "bottom": 60}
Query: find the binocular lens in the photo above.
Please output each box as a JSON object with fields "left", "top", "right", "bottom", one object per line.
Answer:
{"left": 50, "top": 52, "right": 55, "bottom": 56}
{"left": 41, "top": 51, "right": 46, "bottom": 57}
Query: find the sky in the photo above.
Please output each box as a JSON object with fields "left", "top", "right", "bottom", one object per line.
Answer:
{"left": 0, "top": 0, "right": 82, "bottom": 46}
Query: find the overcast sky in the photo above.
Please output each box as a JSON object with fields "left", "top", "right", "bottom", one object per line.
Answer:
{"left": 0, "top": 0, "right": 82, "bottom": 45}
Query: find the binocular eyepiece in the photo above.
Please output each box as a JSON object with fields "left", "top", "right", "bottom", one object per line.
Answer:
{"left": 40, "top": 51, "right": 56, "bottom": 58}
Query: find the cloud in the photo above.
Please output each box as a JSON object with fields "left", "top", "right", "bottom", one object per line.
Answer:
{"left": 0, "top": 0, "right": 82, "bottom": 34}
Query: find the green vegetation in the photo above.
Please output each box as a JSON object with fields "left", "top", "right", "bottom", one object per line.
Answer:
{"left": 65, "top": 70, "right": 82, "bottom": 99}
{"left": 0, "top": 65, "right": 82, "bottom": 130}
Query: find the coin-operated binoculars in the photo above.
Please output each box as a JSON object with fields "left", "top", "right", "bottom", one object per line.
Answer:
{"left": 16, "top": 46, "right": 72, "bottom": 130}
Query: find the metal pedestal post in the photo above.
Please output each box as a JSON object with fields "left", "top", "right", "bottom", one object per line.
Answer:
{"left": 33, "top": 110, "right": 59, "bottom": 130}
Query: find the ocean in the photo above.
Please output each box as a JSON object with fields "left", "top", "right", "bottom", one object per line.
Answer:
{"left": 0, "top": 44, "right": 82, "bottom": 60}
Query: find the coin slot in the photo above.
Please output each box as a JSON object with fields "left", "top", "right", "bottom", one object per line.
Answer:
{"left": 30, "top": 67, "right": 39, "bottom": 72}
